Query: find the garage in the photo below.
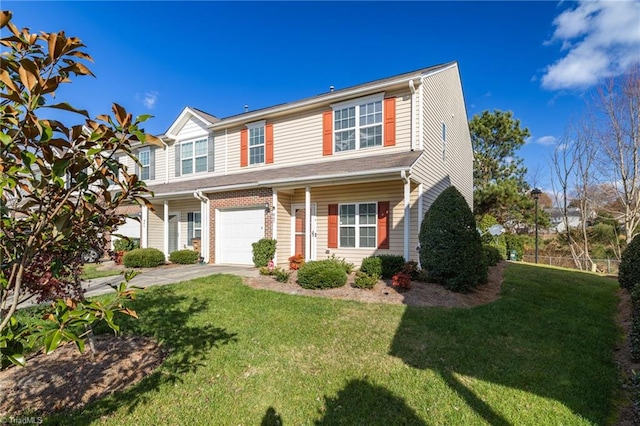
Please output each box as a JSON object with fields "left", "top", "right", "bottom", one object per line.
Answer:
{"left": 218, "top": 208, "right": 265, "bottom": 264}
{"left": 111, "top": 216, "right": 141, "bottom": 249}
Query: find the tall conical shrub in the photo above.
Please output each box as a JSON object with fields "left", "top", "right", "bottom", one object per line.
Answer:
{"left": 419, "top": 186, "right": 487, "bottom": 292}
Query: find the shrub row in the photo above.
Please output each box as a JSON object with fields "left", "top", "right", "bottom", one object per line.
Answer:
{"left": 169, "top": 250, "right": 200, "bottom": 264}
{"left": 123, "top": 248, "right": 165, "bottom": 268}
{"left": 297, "top": 259, "right": 347, "bottom": 289}
{"left": 620, "top": 236, "right": 640, "bottom": 291}
{"left": 360, "top": 254, "right": 405, "bottom": 279}
{"left": 482, "top": 245, "right": 502, "bottom": 267}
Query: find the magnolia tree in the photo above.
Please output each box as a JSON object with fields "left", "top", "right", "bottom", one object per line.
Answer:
{"left": 0, "top": 11, "right": 161, "bottom": 368}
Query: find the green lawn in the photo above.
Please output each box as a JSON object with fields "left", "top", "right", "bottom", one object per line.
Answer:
{"left": 44, "top": 263, "right": 619, "bottom": 425}
{"left": 80, "top": 264, "right": 123, "bottom": 280}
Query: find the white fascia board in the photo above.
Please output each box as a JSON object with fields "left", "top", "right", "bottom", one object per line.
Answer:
{"left": 165, "top": 107, "right": 213, "bottom": 139}
{"left": 260, "top": 167, "right": 409, "bottom": 187}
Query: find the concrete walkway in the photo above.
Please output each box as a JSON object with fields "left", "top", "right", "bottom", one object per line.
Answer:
{"left": 82, "top": 263, "right": 260, "bottom": 299}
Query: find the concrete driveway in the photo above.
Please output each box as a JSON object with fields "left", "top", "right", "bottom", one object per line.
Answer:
{"left": 83, "top": 263, "right": 259, "bottom": 298}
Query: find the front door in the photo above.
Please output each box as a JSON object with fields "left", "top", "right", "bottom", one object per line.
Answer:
{"left": 293, "top": 204, "right": 317, "bottom": 261}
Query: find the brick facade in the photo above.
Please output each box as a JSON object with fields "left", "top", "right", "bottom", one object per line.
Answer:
{"left": 207, "top": 188, "right": 273, "bottom": 263}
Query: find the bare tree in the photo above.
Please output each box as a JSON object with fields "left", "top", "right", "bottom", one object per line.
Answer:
{"left": 594, "top": 66, "right": 640, "bottom": 243}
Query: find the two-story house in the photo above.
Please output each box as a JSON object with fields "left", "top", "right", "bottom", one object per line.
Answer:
{"left": 117, "top": 61, "right": 473, "bottom": 267}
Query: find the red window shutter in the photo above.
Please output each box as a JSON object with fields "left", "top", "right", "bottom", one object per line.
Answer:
{"left": 240, "top": 129, "right": 248, "bottom": 167}
{"left": 328, "top": 204, "right": 338, "bottom": 248}
{"left": 265, "top": 123, "right": 274, "bottom": 164}
{"left": 384, "top": 97, "right": 396, "bottom": 147}
{"left": 377, "top": 201, "right": 390, "bottom": 249}
{"left": 322, "top": 110, "right": 333, "bottom": 156}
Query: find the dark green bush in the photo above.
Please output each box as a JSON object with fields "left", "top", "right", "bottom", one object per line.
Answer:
{"left": 326, "top": 254, "right": 354, "bottom": 274}
{"left": 620, "top": 236, "right": 640, "bottom": 291}
{"left": 360, "top": 256, "right": 382, "bottom": 278}
{"left": 401, "top": 261, "right": 419, "bottom": 280}
{"left": 113, "top": 237, "right": 140, "bottom": 252}
{"left": 419, "top": 186, "right": 487, "bottom": 293}
{"left": 169, "top": 249, "right": 200, "bottom": 264}
{"left": 123, "top": 248, "right": 165, "bottom": 268}
{"left": 631, "top": 284, "right": 640, "bottom": 362}
{"left": 252, "top": 238, "right": 277, "bottom": 267}
{"left": 482, "top": 245, "right": 502, "bottom": 266}
{"left": 273, "top": 267, "right": 291, "bottom": 283}
{"left": 353, "top": 271, "right": 378, "bottom": 289}
{"left": 297, "top": 260, "right": 347, "bottom": 289}
{"left": 376, "top": 254, "right": 406, "bottom": 278}
{"left": 504, "top": 233, "right": 527, "bottom": 260}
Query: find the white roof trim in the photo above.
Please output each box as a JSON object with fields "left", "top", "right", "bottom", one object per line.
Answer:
{"left": 165, "top": 107, "right": 214, "bottom": 139}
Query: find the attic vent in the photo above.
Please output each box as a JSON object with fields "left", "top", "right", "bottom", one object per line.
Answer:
{"left": 330, "top": 86, "right": 334, "bottom": 92}
{"left": 244, "top": 104, "right": 248, "bottom": 113}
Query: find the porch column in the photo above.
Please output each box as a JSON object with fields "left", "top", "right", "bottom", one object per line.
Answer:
{"left": 272, "top": 190, "right": 278, "bottom": 241}
{"left": 141, "top": 204, "right": 148, "bottom": 248}
{"left": 201, "top": 197, "right": 209, "bottom": 263}
{"left": 404, "top": 178, "right": 411, "bottom": 261}
{"left": 163, "top": 200, "right": 169, "bottom": 257}
{"left": 305, "top": 186, "right": 311, "bottom": 262}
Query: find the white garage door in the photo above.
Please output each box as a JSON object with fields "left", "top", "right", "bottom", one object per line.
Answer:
{"left": 219, "top": 208, "right": 265, "bottom": 265}
{"left": 111, "top": 217, "right": 141, "bottom": 248}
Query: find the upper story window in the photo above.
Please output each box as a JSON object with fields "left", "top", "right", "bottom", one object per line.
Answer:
{"left": 248, "top": 121, "right": 265, "bottom": 165}
{"left": 138, "top": 148, "right": 150, "bottom": 180}
{"left": 333, "top": 94, "right": 383, "bottom": 153}
{"left": 181, "top": 138, "right": 207, "bottom": 175}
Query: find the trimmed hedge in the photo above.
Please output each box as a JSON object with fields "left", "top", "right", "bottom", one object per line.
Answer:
{"left": 353, "top": 271, "right": 378, "bottom": 289}
{"left": 631, "top": 284, "right": 640, "bottom": 363}
{"left": 620, "top": 236, "right": 640, "bottom": 291}
{"left": 377, "top": 254, "right": 406, "bottom": 278}
{"left": 123, "top": 248, "right": 166, "bottom": 268}
{"left": 252, "top": 238, "right": 277, "bottom": 268}
{"left": 297, "top": 260, "right": 347, "bottom": 289}
{"left": 360, "top": 256, "right": 382, "bottom": 278}
{"left": 482, "top": 245, "right": 502, "bottom": 266}
{"left": 169, "top": 249, "right": 200, "bottom": 264}
{"left": 419, "top": 186, "right": 487, "bottom": 293}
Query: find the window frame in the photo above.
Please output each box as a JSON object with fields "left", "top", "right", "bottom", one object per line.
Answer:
{"left": 338, "top": 202, "right": 378, "bottom": 249}
{"left": 331, "top": 93, "right": 384, "bottom": 153}
{"left": 246, "top": 120, "right": 266, "bottom": 165}
{"left": 187, "top": 211, "right": 202, "bottom": 244}
{"left": 180, "top": 137, "right": 208, "bottom": 175}
{"left": 138, "top": 148, "right": 150, "bottom": 180}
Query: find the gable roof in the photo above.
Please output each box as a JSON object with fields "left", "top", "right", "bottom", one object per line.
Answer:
{"left": 165, "top": 61, "right": 458, "bottom": 134}
{"left": 146, "top": 151, "right": 423, "bottom": 197}
{"left": 164, "top": 106, "right": 219, "bottom": 138}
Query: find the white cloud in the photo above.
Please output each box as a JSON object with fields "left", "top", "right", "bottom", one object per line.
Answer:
{"left": 541, "top": 0, "right": 640, "bottom": 90}
{"left": 142, "top": 91, "right": 159, "bottom": 109}
{"left": 536, "top": 135, "right": 558, "bottom": 146}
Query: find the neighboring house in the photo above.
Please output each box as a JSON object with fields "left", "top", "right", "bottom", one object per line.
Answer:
{"left": 544, "top": 207, "right": 597, "bottom": 233}
{"left": 118, "top": 61, "right": 473, "bottom": 266}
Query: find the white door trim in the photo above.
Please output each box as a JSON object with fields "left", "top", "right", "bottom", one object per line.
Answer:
{"left": 291, "top": 203, "right": 317, "bottom": 261}
{"left": 168, "top": 210, "right": 180, "bottom": 254}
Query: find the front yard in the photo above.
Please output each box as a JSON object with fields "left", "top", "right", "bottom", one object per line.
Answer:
{"left": 6, "top": 263, "right": 621, "bottom": 425}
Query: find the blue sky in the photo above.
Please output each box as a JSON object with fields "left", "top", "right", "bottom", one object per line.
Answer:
{"left": 4, "top": 1, "right": 640, "bottom": 190}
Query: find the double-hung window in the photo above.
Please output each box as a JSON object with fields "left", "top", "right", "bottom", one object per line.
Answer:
{"left": 333, "top": 94, "right": 383, "bottom": 153}
{"left": 181, "top": 138, "right": 207, "bottom": 175}
{"left": 339, "top": 203, "right": 377, "bottom": 248}
{"left": 138, "top": 149, "right": 150, "bottom": 180}
{"left": 187, "top": 212, "right": 201, "bottom": 244}
{"left": 248, "top": 122, "right": 265, "bottom": 165}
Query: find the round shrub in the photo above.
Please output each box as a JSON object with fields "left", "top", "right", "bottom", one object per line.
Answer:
{"left": 620, "top": 236, "right": 640, "bottom": 291}
{"left": 252, "top": 238, "right": 277, "bottom": 267}
{"left": 123, "top": 248, "right": 166, "bottom": 268}
{"left": 377, "top": 254, "right": 406, "bottom": 278}
{"left": 482, "top": 245, "right": 502, "bottom": 266}
{"left": 297, "top": 260, "right": 347, "bottom": 289}
{"left": 353, "top": 271, "right": 378, "bottom": 289}
{"left": 360, "top": 256, "right": 382, "bottom": 278}
{"left": 169, "top": 249, "right": 200, "bottom": 264}
{"left": 419, "top": 186, "right": 487, "bottom": 293}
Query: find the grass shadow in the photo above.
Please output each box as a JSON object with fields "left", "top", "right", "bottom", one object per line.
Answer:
{"left": 315, "top": 379, "right": 425, "bottom": 425}
{"left": 43, "top": 284, "right": 238, "bottom": 425}
{"left": 389, "top": 262, "right": 619, "bottom": 424}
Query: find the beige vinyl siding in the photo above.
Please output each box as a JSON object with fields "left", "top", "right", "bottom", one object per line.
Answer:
{"left": 166, "top": 117, "right": 211, "bottom": 182}
{"left": 276, "top": 191, "right": 294, "bottom": 266}
{"left": 147, "top": 202, "right": 164, "bottom": 252}
{"left": 278, "top": 180, "right": 418, "bottom": 267}
{"left": 419, "top": 64, "right": 473, "bottom": 209}
{"left": 222, "top": 88, "right": 414, "bottom": 175}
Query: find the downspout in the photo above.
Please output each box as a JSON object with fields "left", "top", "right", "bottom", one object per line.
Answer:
{"left": 409, "top": 80, "right": 416, "bottom": 152}
{"left": 163, "top": 200, "right": 169, "bottom": 258}
{"left": 401, "top": 170, "right": 411, "bottom": 261}
{"left": 194, "top": 190, "right": 209, "bottom": 263}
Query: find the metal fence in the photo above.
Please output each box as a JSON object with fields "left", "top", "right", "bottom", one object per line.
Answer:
{"left": 520, "top": 255, "right": 620, "bottom": 275}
